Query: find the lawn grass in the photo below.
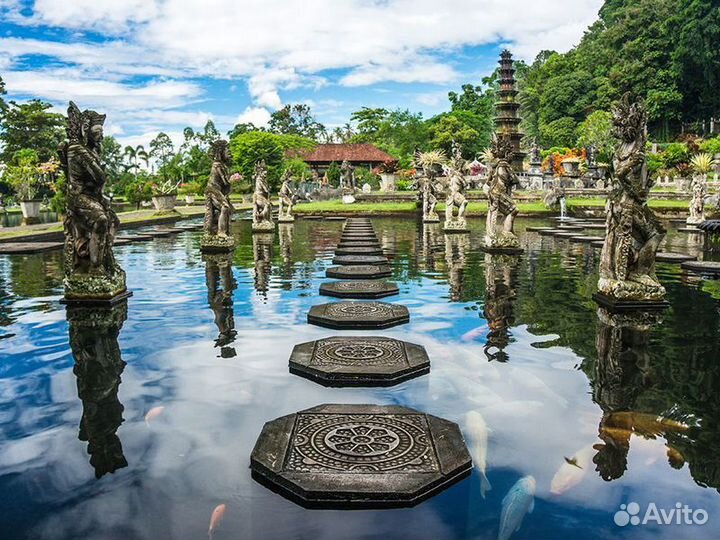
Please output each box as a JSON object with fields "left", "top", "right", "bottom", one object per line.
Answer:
{"left": 294, "top": 201, "right": 418, "bottom": 214}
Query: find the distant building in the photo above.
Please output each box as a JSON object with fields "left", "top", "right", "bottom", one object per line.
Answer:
{"left": 299, "top": 143, "right": 394, "bottom": 173}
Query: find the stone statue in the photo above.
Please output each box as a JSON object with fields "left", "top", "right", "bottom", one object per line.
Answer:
{"left": 483, "top": 253, "right": 518, "bottom": 362}
{"left": 201, "top": 139, "right": 235, "bottom": 251}
{"left": 340, "top": 160, "right": 355, "bottom": 190}
{"left": 68, "top": 302, "right": 128, "bottom": 478}
{"left": 204, "top": 253, "right": 237, "bottom": 358}
{"left": 252, "top": 160, "right": 274, "bottom": 232}
{"left": 278, "top": 170, "right": 296, "bottom": 223}
{"left": 547, "top": 154, "right": 556, "bottom": 175}
{"left": 530, "top": 140, "right": 541, "bottom": 165}
{"left": 413, "top": 151, "right": 441, "bottom": 223}
{"left": 58, "top": 102, "right": 128, "bottom": 303}
{"left": 597, "top": 93, "right": 666, "bottom": 304}
{"left": 443, "top": 143, "right": 469, "bottom": 232}
{"left": 686, "top": 176, "right": 707, "bottom": 225}
{"left": 587, "top": 145, "right": 598, "bottom": 168}
{"left": 484, "top": 136, "right": 521, "bottom": 252}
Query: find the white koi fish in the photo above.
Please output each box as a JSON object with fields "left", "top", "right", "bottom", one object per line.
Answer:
{"left": 498, "top": 476, "right": 536, "bottom": 540}
{"left": 465, "top": 410, "right": 492, "bottom": 498}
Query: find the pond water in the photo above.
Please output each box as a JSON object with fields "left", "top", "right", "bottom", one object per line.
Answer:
{"left": 0, "top": 216, "right": 719, "bottom": 540}
{"left": 1, "top": 210, "right": 59, "bottom": 227}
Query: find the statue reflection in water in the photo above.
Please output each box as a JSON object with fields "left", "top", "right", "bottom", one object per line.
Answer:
{"left": 204, "top": 253, "right": 237, "bottom": 358}
{"left": 278, "top": 223, "right": 294, "bottom": 286}
{"left": 68, "top": 302, "right": 128, "bottom": 479}
{"left": 444, "top": 233, "right": 469, "bottom": 301}
{"left": 483, "top": 253, "right": 519, "bottom": 362}
{"left": 591, "top": 308, "right": 687, "bottom": 480}
{"left": 421, "top": 223, "right": 442, "bottom": 273}
{"left": 253, "top": 233, "right": 273, "bottom": 297}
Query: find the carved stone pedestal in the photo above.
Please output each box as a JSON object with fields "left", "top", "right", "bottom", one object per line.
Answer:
{"left": 200, "top": 233, "right": 235, "bottom": 253}
{"left": 592, "top": 292, "right": 669, "bottom": 313}
{"left": 443, "top": 218, "right": 469, "bottom": 234}
{"left": 252, "top": 220, "right": 275, "bottom": 233}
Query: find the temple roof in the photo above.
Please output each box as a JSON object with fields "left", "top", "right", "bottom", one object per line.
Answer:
{"left": 299, "top": 143, "right": 395, "bottom": 163}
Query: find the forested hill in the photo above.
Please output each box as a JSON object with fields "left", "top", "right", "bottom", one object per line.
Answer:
{"left": 519, "top": 0, "right": 720, "bottom": 145}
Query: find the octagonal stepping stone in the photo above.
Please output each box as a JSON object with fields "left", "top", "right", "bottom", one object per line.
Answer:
{"left": 335, "top": 246, "right": 384, "bottom": 256}
{"left": 338, "top": 240, "right": 381, "bottom": 247}
{"left": 553, "top": 231, "right": 578, "bottom": 238}
{"left": 583, "top": 223, "right": 607, "bottom": 230}
{"left": 525, "top": 226, "right": 553, "bottom": 232}
{"left": 113, "top": 238, "right": 133, "bottom": 246}
{"left": 289, "top": 336, "right": 430, "bottom": 386}
{"left": 320, "top": 280, "right": 399, "bottom": 299}
{"left": 332, "top": 255, "right": 389, "bottom": 266}
{"left": 677, "top": 227, "right": 703, "bottom": 233}
{"left": 120, "top": 234, "right": 154, "bottom": 242}
{"left": 557, "top": 225, "right": 585, "bottom": 231}
{"left": 343, "top": 232, "right": 378, "bottom": 238}
{"left": 656, "top": 252, "right": 696, "bottom": 263}
{"left": 538, "top": 229, "right": 564, "bottom": 236}
{"left": 326, "top": 265, "right": 392, "bottom": 279}
{"left": 144, "top": 229, "right": 173, "bottom": 238}
{"left": 681, "top": 260, "right": 720, "bottom": 276}
{"left": 308, "top": 301, "right": 409, "bottom": 329}
{"left": 569, "top": 235, "right": 605, "bottom": 243}
{"left": 325, "top": 216, "right": 346, "bottom": 221}
{"left": 591, "top": 240, "right": 605, "bottom": 249}
{"left": 250, "top": 403, "right": 471, "bottom": 508}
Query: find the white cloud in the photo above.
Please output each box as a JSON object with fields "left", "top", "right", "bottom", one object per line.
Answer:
{"left": 236, "top": 107, "right": 271, "bottom": 127}
{"left": 1, "top": 0, "right": 603, "bottom": 142}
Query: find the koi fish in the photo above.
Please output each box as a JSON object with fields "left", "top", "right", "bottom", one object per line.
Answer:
{"left": 498, "top": 476, "right": 536, "bottom": 540}
{"left": 466, "top": 410, "right": 492, "bottom": 498}
{"left": 144, "top": 406, "right": 165, "bottom": 425}
{"left": 208, "top": 503, "right": 226, "bottom": 539}
{"left": 550, "top": 445, "right": 595, "bottom": 495}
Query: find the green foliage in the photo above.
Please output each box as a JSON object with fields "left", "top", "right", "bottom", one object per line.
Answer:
{"left": 540, "top": 117, "right": 577, "bottom": 148}
{"left": 353, "top": 167, "right": 379, "bottom": 190}
{"left": 268, "top": 104, "right": 325, "bottom": 140}
{"left": 428, "top": 114, "right": 480, "bottom": 156}
{"left": 124, "top": 176, "right": 153, "bottom": 209}
{"left": 326, "top": 161, "right": 341, "bottom": 185}
{"left": 517, "top": 0, "right": 718, "bottom": 142}
{"left": 100, "top": 136, "right": 125, "bottom": 189}
{"left": 149, "top": 132, "right": 175, "bottom": 180}
{"left": 662, "top": 142, "right": 690, "bottom": 168}
{"left": 699, "top": 137, "right": 720, "bottom": 156}
{"left": 576, "top": 110, "right": 617, "bottom": 162}
{"left": 282, "top": 157, "right": 311, "bottom": 180}
{"left": 229, "top": 131, "right": 315, "bottom": 191}
{"left": 350, "top": 108, "right": 430, "bottom": 164}
{"left": 0, "top": 100, "right": 65, "bottom": 162}
{"left": 646, "top": 152, "right": 664, "bottom": 175}
{"left": 5, "top": 149, "right": 44, "bottom": 200}
{"left": 49, "top": 173, "right": 67, "bottom": 214}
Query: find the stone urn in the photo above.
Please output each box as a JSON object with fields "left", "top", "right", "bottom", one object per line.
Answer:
{"left": 184, "top": 195, "right": 196, "bottom": 205}
{"left": 152, "top": 195, "right": 177, "bottom": 212}
{"left": 561, "top": 160, "right": 580, "bottom": 177}
{"left": 20, "top": 200, "right": 42, "bottom": 225}
{"left": 379, "top": 173, "right": 397, "bottom": 192}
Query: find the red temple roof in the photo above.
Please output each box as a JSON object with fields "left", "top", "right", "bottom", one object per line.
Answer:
{"left": 299, "top": 143, "right": 394, "bottom": 163}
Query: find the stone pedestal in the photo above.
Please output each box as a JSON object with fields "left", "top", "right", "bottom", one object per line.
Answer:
{"left": 200, "top": 233, "right": 235, "bottom": 253}
{"left": 308, "top": 301, "right": 409, "bottom": 329}
{"left": 252, "top": 220, "right": 275, "bottom": 233}
{"left": 443, "top": 218, "right": 469, "bottom": 234}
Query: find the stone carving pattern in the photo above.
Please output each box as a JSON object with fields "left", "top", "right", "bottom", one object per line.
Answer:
{"left": 285, "top": 413, "right": 440, "bottom": 473}
{"left": 312, "top": 338, "right": 406, "bottom": 367}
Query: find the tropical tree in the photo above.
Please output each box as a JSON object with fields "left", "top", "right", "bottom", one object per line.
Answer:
{"left": 0, "top": 99, "right": 65, "bottom": 162}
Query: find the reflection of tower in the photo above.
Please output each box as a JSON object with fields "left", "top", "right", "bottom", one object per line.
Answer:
{"left": 204, "top": 253, "right": 237, "bottom": 358}
{"left": 444, "top": 233, "right": 469, "bottom": 301}
{"left": 495, "top": 50, "right": 525, "bottom": 172}
{"left": 67, "top": 302, "right": 128, "bottom": 479}
{"left": 421, "top": 223, "right": 442, "bottom": 273}
{"left": 591, "top": 308, "right": 660, "bottom": 481}
{"left": 278, "top": 223, "right": 294, "bottom": 286}
{"left": 253, "top": 233, "right": 273, "bottom": 297}
{"left": 483, "top": 253, "right": 519, "bottom": 362}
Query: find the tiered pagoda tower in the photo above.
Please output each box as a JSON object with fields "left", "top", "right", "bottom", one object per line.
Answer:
{"left": 494, "top": 50, "right": 525, "bottom": 172}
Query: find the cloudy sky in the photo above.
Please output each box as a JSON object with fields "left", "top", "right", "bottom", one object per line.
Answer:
{"left": 0, "top": 0, "right": 602, "bottom": 148}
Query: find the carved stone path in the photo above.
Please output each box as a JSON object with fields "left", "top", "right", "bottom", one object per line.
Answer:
{"left": 308, "top": 301, "right": 409, "bottom": 329}
{"left": 251, "top": 404, "right": 471, "bottom": 508}
{"left": 289, "top": 336, "right": 429, "bottom": 386}
{"left": 319, "top": 280, "right": 399, "bottom": 299}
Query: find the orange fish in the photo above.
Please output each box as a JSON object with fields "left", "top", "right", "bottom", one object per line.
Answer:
{"left": 144, "top": 406, "right": 165, "bottom": 425}
{"left": 208, "top": 504, "right": 226, "bottom": 539}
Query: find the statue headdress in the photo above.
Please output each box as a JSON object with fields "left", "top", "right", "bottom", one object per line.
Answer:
{"left": 611, "top": 92, "right": 647, "bottom": 144}
{"left": 209, "top": 139, "right": 230, "bottom": 162}
{"left": 66, "top": 101, "right": 106, "bottom": 146}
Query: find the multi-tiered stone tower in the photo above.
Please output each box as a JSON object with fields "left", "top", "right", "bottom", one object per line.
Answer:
{"left": 495, "top": 50, "right": 525, "bottom": 172}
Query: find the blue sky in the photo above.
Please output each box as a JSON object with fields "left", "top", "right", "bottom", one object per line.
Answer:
{"left": 0, "top": 0, "right": 602, "bottom": 148}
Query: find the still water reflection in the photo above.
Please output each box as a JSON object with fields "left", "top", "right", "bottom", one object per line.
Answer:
{"left": 0, "top": 217, "right": 719, "bottom": 540}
